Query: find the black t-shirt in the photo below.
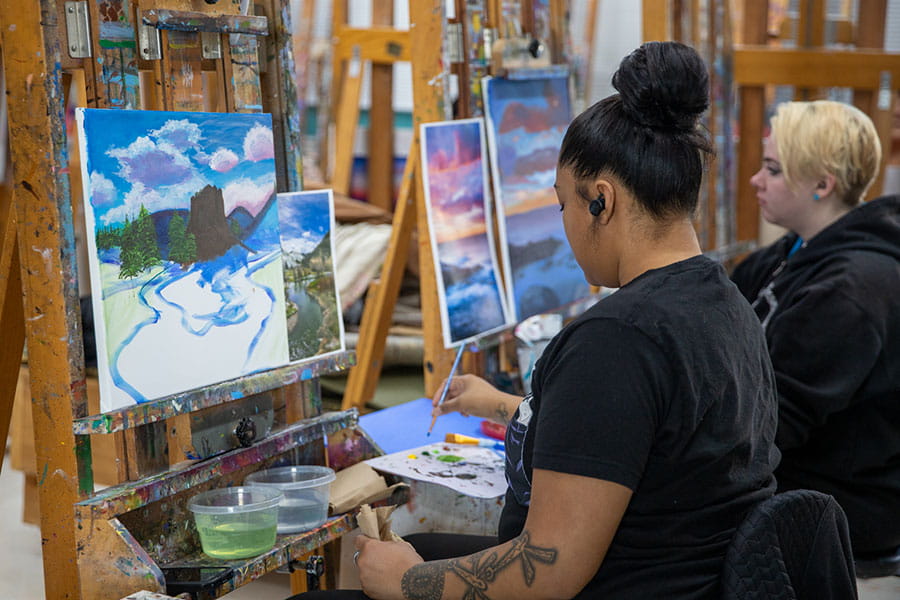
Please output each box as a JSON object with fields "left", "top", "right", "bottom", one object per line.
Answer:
{"left": 499, "top": 256, "right": 779, "bottom": 599}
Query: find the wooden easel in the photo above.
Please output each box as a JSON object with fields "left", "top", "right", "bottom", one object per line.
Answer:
{"left": 0, "top": 1, "right": 394, "bottom": 598}
{"left": 326, "top": 1, "right": 410, "bottom": 212}
{"left": 343, "top": 0, "right": 580, "bottom": 409}
{"left": 733, "top": 0, "right": 900, "bottom": 245}
{"left": 343, "top": 0, "right": 674, "bottom": 411}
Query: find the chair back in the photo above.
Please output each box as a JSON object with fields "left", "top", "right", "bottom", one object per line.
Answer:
{"left": 721, "top": 489, "right": 857, "bottom": 600}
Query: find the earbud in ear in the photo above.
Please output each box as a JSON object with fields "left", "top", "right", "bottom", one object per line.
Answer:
{"left": 589, "top": 193, "right": 606, "bottom": 216}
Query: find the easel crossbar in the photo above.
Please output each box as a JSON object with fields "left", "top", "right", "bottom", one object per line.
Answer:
{"left": 73, "top": 351, "right": 355, "bottom": 435}
{"left": 734, "top": 47, "right": 900, "bottom": 88}
{"left": 143, "top": 9, "right": 269, "bottom": 36}
{"left": 76, "top": 409, "right": 357, "bottom": 517}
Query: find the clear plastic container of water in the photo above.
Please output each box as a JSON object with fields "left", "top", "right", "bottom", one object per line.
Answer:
{"left": 244, "top": 465, "right": 336, "bottom": 534}
{"left": 188, "top": 486, "right": 283, "bottom": 559}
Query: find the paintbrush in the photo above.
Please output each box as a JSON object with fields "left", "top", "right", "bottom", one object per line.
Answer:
{"left": 427, "top": 343, "right": 466, "bottom": 435}
{"left": 445, "top": 433, "right": 505, "bottom": 450}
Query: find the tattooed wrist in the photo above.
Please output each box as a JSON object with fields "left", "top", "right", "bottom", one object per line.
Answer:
{"left": 495, "top": 401, "right": 510, "bottom": 423}
{"left": 402, "top": 560, "right": 449, "bottom": 600}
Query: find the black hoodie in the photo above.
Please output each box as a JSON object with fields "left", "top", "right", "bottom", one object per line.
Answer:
{"left": 732, "top": 195, "right": 900, "bottom": 554}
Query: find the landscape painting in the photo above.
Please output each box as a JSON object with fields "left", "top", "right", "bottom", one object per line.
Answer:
{"left": 420, "top": 118, "right": 510, "bottom": 347}
{"left": 78, "top": 108, "right": 289, "bottom": 412}
{"left": 483, "top": 75, "right": 592, "bottom": 320}
{"left": 276, "top": 190, "right": 344, "bottom": 361}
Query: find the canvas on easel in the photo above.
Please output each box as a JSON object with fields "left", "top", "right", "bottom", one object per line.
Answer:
{"left": 420, "top": 118, "right": 511, "bottom": 348}
{"left": 482, "top": 74, "right": 592, "bottom": 321}
{"left": 77, "top": 108, "right": 335, "bottom": 413}
{"left": 276, "top": 189, "right": 345, "bottom": 362}
{"left": 77, "top": 108, "right": 286, "bottom": 412}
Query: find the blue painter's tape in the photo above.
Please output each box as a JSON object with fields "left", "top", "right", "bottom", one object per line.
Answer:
{"left": 301, "top": 368, "right": 313, "bottom": 381}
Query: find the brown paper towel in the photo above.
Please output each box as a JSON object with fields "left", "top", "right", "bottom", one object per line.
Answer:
{"left": 329, "top": 462, "right": 408, "bottom": 514}
{"left": 357, "top": 504, "right": 404, "bottom": 542}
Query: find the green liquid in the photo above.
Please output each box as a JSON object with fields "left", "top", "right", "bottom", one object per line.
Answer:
{"left": 195, "top": 513, "right": 278, "bottom": 559}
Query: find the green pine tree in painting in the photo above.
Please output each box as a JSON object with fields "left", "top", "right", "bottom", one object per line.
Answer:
{"left": 118, "top": 217, "right": 140, "bottom": 278}
{"left": 118, "top": 205, "right": 160, "bottom": 278}
{"left": 167, "top": 212, "right": 197, "bottom": 265}
{"left": 135, "top": 204, "right": 160, "bottom": 271}
{"left": 95, "top": 224, "right": 122, "bottom": 250}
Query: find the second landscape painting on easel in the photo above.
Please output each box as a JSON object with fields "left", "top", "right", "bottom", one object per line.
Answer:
{"left": 77, "top": 109, "right": 343, "bottom": 413}
{"left": 420, "top": 118, "right": 511, "bottom": 347}
{"left": 483, "top": 74, "right": 592, "bottom": 321}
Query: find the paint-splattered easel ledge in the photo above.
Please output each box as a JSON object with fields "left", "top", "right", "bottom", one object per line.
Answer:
{"left": 72, "top": 350, "right": 355, "bottom": 435}
{"left": 76, "top": 410, "right": 357, "bottom": 517}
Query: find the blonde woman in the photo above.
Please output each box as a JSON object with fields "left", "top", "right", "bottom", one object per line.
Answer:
{"left": 733, "top": 100, "right": 900, "bottom": 560}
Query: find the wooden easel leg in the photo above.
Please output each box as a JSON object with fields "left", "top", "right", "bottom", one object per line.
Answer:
{"left": 342, "top": 140, "right": 419, "bottom": 411}
{"left": 368, "top": 0, "right": 396, "bottom": 212}
{"left": 332, "top": 48, "right": 364, "bottom": 196}
{"left": 0, "top": 193, "right": 25, "bottom": 471}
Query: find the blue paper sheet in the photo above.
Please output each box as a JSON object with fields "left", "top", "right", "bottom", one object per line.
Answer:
{"left": 359, "top": 397, "right": 489, "bottom": 455}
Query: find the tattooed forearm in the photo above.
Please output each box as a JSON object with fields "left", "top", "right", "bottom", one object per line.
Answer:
{"left": 402, "top": 531, "right": 557, "bottom": 600}
{"left": 402, "top": 560, "right": 449, "bottom": 600}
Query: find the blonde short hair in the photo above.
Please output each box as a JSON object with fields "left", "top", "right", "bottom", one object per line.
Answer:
{"left": 770, "top": 100, "right": 881, "bottom": 206}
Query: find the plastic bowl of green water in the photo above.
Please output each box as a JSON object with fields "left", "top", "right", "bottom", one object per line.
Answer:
{"left": 188, "top": 486, "right": 283, "bottom": 559}
{"left": 245, "top": 465, "right": 336, "bottom": 534}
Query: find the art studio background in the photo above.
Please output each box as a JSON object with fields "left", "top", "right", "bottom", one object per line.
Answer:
{"left": 3, "top": 1, "right": 900, "bottom": 599}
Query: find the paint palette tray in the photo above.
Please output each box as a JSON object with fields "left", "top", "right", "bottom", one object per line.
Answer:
{"left": 365, "top": 442, "right": 506, "bottom": 499}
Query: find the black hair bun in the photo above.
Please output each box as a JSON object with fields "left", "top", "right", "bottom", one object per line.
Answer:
{"left": 612, "top": 41, "right": 709, "bottom": 132}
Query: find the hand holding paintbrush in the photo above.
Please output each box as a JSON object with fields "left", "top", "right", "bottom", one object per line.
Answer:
{"left": 428, "top": 343, "right": 466, "bottom": 435}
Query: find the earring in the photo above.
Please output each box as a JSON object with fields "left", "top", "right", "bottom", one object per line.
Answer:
{"left": 813, "top": 193, "right": 820, "bottom": 201}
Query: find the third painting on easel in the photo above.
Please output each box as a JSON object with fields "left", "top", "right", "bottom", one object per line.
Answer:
{"left": 420, "top": 118, "right": 511, "bottom": 347}
{"left": 483, "top": 74, "right": 592, "bottom": 321}
{"left": 276, "top": 189, "right": 345, "bottom": 362}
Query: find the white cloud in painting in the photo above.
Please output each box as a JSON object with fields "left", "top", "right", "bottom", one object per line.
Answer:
{"left": 223, "top": 174, "right": 275, "bottom": 217}
{"left": 282, "top": 231, "right": 321, "bottom": 256}
{"left": 89, "top": 171, "right": 117, "bottom": 208}
{"left": 150, "top": 118, "right": 202, "bottom": 151}
{"left": 209, "top": 148, "right": 239, "bottom": 173}
{"left": 99, "top": 174, "right": 207, "bottom": 225}
{"left": 243, "top": 123, "right": 274, "bottom": 162}
{"left": 109, "top": 135, "right": 196, "bottom": 188}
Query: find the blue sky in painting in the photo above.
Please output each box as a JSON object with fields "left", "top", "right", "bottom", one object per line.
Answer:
{"left": 277, "top": 190, "right": 332, "bottom": 255}
{"left": 484, "top": 76, "right": 570, "bottom": 207}
{"left": 422, "top": 119, "right": 488, "bottom": 243}
{"left": 79, "top": 108, "right": 276, "bottom": 226}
